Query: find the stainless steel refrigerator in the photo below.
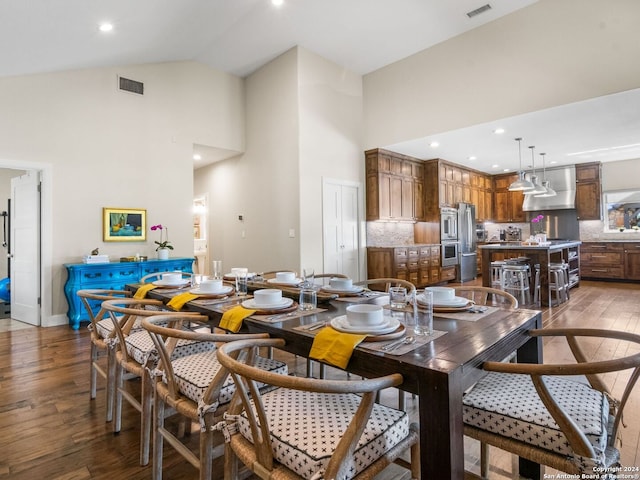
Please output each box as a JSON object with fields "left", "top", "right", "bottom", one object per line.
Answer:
{"left": 457, "top": 202, "right": 477, "bottom": 282}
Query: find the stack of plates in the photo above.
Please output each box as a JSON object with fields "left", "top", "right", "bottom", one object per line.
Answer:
{"left": 320, "top": 285, "right": 364, "bottom": 295}
{"left": 330, "top": 315, "right": 399, "bottom": 335}
{"left": 416, "top": 293, "right": 472, "bottom": 311}
{"left": 242, "top": 297, "right": 294, "bottom": 310}
{"left": 152, "top": 279, "right": 190, "bottom": 288}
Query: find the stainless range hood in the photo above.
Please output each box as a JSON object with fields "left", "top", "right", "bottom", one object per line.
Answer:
{"left": 522, "top": 166, "right": 576, "bottom": 211}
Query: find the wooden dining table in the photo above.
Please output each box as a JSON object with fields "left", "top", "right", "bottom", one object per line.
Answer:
{"left": 127, "top": 283, "right": 543, "bottom": 479}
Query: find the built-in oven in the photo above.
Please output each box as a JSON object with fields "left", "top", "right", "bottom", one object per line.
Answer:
{"left": 441, "top": 241, "right": 459, "bottom": 267}
{"left": 440, "top": 207, "right": 458, "bottom": 241}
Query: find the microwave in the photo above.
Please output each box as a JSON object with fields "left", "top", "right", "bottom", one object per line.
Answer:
{"left": 441, "top": 207, "right": 458, "bottom": 241}
{"left": 441, "top": 241, "right": 459, "bottom": 267}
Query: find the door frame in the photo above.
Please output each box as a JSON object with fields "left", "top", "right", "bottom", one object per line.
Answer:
{"left": 321, "top": 177, "right": 365, "bottom": 281}
{"left": 1, "top": 158, "right": 53, "bottom": 327}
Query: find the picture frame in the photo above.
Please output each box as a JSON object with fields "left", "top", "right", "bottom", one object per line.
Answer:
{"left": 103, "top": 207, "right": 147, "bottom": 242}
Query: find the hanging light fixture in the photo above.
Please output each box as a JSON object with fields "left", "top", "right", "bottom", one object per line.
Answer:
{"left": 508, "top": 137, "right": 535, "bottom": 191}
{"left": 534, "top": 152, "right": 557, "bottom": 197}
{"left": 523, "top": 145, "right": 547, "bottom": 195}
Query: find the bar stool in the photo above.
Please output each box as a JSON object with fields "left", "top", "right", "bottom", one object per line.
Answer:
{"left": 501, "top": 264, "right": 531, "bottom": 307}
{"left": 549, "top": 262, "right": 569, "bottom": 305}
{"left": 532, "top": 264, "right": 542, "bottom": 307}
{"left": 490, "top": 261, "right": 506, "bottom": 289}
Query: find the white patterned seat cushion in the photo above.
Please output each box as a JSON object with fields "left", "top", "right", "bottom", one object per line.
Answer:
{"left": 236, "top": 389, "right": 410, "bottom": 479}
{"left": 124, "top": 330, "right": 214, "bottom": 365}
{"left": 169, "top": 352, "right": 288, "bottom": 405}
{"left": 463, "top": 372, "right": 609, "bottom": 465}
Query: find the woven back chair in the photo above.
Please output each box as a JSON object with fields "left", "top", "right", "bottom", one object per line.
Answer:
{"left": 141, "top": 316, "right": 287, "bottom": 480}
{"left": 354, "top": 277, "right": 416, "bottom": 295}
{"left": 453, "top": 285, "right": 518, "bottom": 309}
{"left": 100, "top": 298, "right": 203, "bottom": 466}
{"left": 77, "top": 288, "right": 132, "bottom": 421}
{"left": 217, "top": 337, "right": 420, "bottom": 480}
{"left": 464, "top": 328, "right": 640, "bottom": 479}
{"left": 139, "top": 270, "right": 193, "bottom": 285}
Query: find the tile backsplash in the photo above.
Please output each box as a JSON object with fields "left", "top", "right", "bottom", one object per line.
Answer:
{"left": 366, "top": 222, "right": 415, "bottom": 246}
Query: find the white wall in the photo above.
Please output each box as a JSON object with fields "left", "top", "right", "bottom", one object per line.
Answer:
{"left": 194, "top": 47, "right": 365, "bottom": 276}
{"left": 0, "top": 61, "right": 244, "bottom": 325}
{"left": 363, "top": 0, "right": 640, "bottom": 149}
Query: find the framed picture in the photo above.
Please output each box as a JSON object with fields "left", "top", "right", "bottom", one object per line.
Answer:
{"left": 103, "top": 207, "right": 147, "bottom": 241}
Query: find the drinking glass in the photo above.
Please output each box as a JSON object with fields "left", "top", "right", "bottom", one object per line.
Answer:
{"left": 303, "top": 268, "right": 315, "bottom": 288}
{"left": 389, "top": 286, "right": 407, "bottom": 310}
{"left": 235, "top": 272, "right": 248, "bottom": 295}
{"left": 299, "top": 288, "right": 317, "bottom": 311}
{"left": 212, "top": 260, "right": 223, "bottom": 279}
{"left": 413, "top": 290, "right": 433, "bottom": 336}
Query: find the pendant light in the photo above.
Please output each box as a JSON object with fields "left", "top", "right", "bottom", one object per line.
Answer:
{"left": 534, "top": 152, "right": 557, "bottom": 197}
{"left": 523, "top": 145, "right": 547, "bottom": 195}
{"left": 508, "top": 137, "right": 535, "bottom": 191}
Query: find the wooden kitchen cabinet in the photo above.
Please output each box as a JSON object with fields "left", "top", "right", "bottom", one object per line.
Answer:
{"left": 423, "top": 159, "right": 493, "bottom": 221}
{"left": 575, "top": 162, "right": 602, "bottom": 220}
{"left": 367, "top": 245, "right": 443, "bottom": 288}
{"left": 493, "top": 173, "right": 525, "bottom": 223}
{"left": 580, "top": 242, "right": 623, "bottom": 279}
{"left": 624, "top": 243, "right": 640, "bottom": 280}
{"left": 365, "top": 148, "right": 425, "bottom": 222}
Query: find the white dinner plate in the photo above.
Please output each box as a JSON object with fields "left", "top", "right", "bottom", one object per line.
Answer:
{"left": 267, "top": 278, "right": 303, "bottom": 286}
{"left": 152, "top": 279, "right": 190, "bottom": 288}
{"left": 224, "top": 272, "right": 256, "bottom": 278}
{"left": 320, "top": 285, "right": 364, "bottom": 295}
{"left": 190, "top": 285, "right": 233, "bottom": 296}
{"left": 417, "top": 294, "right": 469, "bottom": 308}
{"left": 242, "top": 297, "right": 294, "bottom": 310}
{"left": 330, "top": 316, "right": 400, "bottom": 335}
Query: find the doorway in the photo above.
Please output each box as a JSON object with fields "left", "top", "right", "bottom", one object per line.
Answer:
{"left": 321, "top": 178, "right": 363, "bottom": 281}
{"left": 0, "top": 159, "right": 52, "bottom": 327}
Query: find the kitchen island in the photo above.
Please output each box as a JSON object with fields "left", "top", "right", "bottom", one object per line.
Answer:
{"left": 479, "top": 241, "right": 581, "bottom": 307}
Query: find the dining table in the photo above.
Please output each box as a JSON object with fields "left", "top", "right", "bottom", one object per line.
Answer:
{"left": 126, "top": 281, "right": 543, "bottom": 479}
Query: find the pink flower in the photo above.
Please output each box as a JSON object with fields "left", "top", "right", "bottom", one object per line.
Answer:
{"left": 531, "top": 214, "right": 544, "bottom": 223}
{"left": 150, "top": 224, "right": 172, "bottom": 250}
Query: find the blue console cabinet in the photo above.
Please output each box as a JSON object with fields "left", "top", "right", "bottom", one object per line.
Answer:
{"left": 64, "top": 257, "right": 194, "bottom": 329}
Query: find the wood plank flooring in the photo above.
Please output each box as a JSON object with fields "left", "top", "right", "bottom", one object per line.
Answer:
{"left": 0, "top": 280, "right": 639, "bottom": 479}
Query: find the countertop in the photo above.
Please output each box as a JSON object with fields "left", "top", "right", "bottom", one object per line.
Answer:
{"left": 479, "top": 240, "right": 581, "bottom": 249}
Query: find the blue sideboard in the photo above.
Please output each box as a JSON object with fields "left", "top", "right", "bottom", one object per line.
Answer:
{"left": 64, "top": 257, "right": 194, "bottom": 330}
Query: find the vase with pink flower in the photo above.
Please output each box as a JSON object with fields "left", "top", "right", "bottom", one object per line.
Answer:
{"left": 531, "top": 214, "right": 546, "bottom": 242}
{"left": 151, "top": 224, "right": 173, "bottom": 259}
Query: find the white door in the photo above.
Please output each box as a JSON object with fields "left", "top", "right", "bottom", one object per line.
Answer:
{"left": 10, "top": 171, "right": 41, "bottom": 325}
{"left": 322, "top": 180, "right": 360, "bottom": 280}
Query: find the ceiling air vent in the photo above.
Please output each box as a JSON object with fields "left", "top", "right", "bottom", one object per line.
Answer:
{"left": 466, "top": 4, "right": 492, "bottom": 18}
{"left": 118, "top": 76, "right": 144, "bottom": 95}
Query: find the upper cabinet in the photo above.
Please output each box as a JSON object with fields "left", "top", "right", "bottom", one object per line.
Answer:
{"left": 365, "top": 149, "right": 425, "bottom": 222}
{"left": 492, "top": 173, "right": 525, "bottom": 223}
{"left": 423, "top": 159, "right": 493, "bottom": 222}
{"left": 575, "top": 162, "right": 602, "bottom": 220}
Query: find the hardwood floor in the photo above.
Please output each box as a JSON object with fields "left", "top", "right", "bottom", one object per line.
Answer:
{"left": 0, "top": 280, "right": 639, "bottom": 479}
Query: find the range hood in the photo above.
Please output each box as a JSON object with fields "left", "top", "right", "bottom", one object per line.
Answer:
{"left": 522, "top": 166, "right": 576, "bottom": 211}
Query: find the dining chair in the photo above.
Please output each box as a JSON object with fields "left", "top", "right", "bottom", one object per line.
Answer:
{"left": 77, "top": 288, "right": 132, "bottom": 421}
{"left": 141, "top": 315, "right": 288, "bottom": 480}
{"left": 463, "top": 328, "right": 640, "bottom": 479}
{"left": 354, "top": 277, "right": 416, "bottom": 295}
{"left": 216, "top": 337, "right": 420, "bottom": 480}
{"left": 139, "top": 270, "right": 193, "bottom": 284}
{"left": 453, "top": 285, "right": 518, "bottom": 309}
{"left": 101, "top": 298, "right": 206, "bottom": 466}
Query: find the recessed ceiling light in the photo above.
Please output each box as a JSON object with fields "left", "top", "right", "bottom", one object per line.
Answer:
{"left": 493, "top": 128, "right": 505, "bottom": 134}
{"left": 503, "top": 168, "right": 511, "bottom": 172}
{"left": 99, "top": 23, "right": 113, "bottom": 32}
{"left": 468, "top": 156, "right": 477, "bottom": 161}
{"left": 429, "top": 141, "right": 439, "bottom": 148}
{"left": 272, "top": 0, "right": 284, "bottom": 5}
{"left": 491, "top": 164, "right": 500, "bottom": 169}
{"left": 193, "top": 154, "right": 202, "bottom": 161}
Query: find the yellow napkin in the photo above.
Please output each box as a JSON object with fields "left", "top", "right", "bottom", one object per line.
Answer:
{"left": 167, "top": 292, "right": 200, "bottom": 310}
{"left": 219, "top": 305, "right": 256, "bottom": 333}
{"left": 134, "top": 283, "right": 158, "bottom": 299}
{"left": 309, "top": 327, "right": 367, "bottom": 369}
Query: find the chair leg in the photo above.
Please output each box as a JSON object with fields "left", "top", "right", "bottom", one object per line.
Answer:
{"left": 200, "top": 420, "right": 213, "bottom": 480}
{"left": 140, "top": 371, "right": 152, "bottom": 466}
{"left": 152, "top": 386, "right": 165, "bottom": 480}
{"left": 105, "top": 348, "right": 116, "bottom": 422}
{"left": 113, "top": 364, "right": 124, "bottom": 433}
{"left": 480, "top": 442, "right": 489, "bottom": 479}
{"left": 90, "top": 344, "right": 99, "bottom": 399}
